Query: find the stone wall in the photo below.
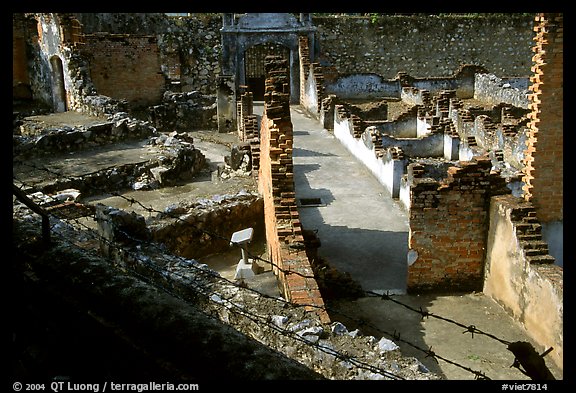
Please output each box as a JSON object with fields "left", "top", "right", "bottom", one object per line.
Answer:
{"left": 70, "top": 13, "right": 536, "bottom": 94}
{"left": 257, "top": 56, "right": 329, "bottom": 322}
{"left": 14, "top": 112, "right": 156, "bottom": 158}
{"left": 313, "top": 14, "right": 534, "bottom": 78}
{"left": 147, "top": 192, "right": 264, "bottom": 260}
{"left": 148, "top": 91, "right": 218, "bottom": 132}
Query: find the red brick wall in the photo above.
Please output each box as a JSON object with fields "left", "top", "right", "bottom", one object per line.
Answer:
{"left": 299, "top": 36, "right": 326, "bottom": 115}
{"left": 522, "top": 13, "right": 563, "bottom": 223}
{"left": 81, "top": 34, "right": 165, "bottom": 107}
{"left": 258, "top": 56, "right": 329, "bottom": 323}
{"left": 408, "top": 155, "right": 508, "bottom": 292}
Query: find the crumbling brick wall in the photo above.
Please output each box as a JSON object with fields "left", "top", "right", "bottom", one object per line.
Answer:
{"left": 522, "top": 13, "right": 563, "bottom": 223}
{"left": 299, "top": 36, "right": 326, "bottom": 117}
{"left": 258, "top": 56, "right": 329, "bottom": 323}
{"left": 407, "top": 156, "right": 509, "bottom": 292}
{"left": 80, "top": 33, "right": 166, "bottom": 108}
{"left": 236, "top": 91, "right": 261, "bottom": 174}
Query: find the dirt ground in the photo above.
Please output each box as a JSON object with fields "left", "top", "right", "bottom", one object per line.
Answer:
{"left": 13, "top": 110, "right": 563, "bottom": 381}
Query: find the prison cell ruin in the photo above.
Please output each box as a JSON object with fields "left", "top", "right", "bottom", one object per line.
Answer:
{"left": 12, "top": 12, "right": 563, "bottom": 376}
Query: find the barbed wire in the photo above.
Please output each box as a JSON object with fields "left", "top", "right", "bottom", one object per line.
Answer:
{"left": 365, "top": 290, "right": 512, "bottom": 346}
{"left": 13, "top": 158, "right": 528, "bottom": 380}
{"left": 13, "top": 194, "right": 406, "bottom": 380}
{"left": 13, "top": 180, "right": 493, "bottom": 381}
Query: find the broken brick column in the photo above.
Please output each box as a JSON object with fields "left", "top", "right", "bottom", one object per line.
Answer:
{"left": 258, "top": 56, "right": 329, "bottom": 322}
{"left": 299, "top": 35, "right": 326, "bottom": 117}
{"left": 522, "top": 13, "right": 563, "bottom": 223}
{"left": 236, "top": 91, "right": 260, "bottom": 174}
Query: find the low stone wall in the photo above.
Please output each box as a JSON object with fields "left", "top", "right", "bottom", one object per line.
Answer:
{"left": 14, "top": 112, "right": 156, "bottom": 158}
{"left": 12, "top": 216, "right": 324, "bottom": 380}
{"left": 147, "top": 191, "right": 264, "bottom": 260}
{"left": 483, "top": 194, "right": 562, "bottom": 370}
{"left": 15, "top": 131, "right": 206, "bottom": 198}
{"left": 148, "top": 91, "right": 217, "bottom": 132}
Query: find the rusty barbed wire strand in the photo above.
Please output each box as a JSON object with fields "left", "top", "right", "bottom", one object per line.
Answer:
{"left": 13, "top": 199, "right": 406, "bottom": 380}
{"left": 13, "top": 164, "right": 521, "bottom": 379}
{"left": 367, "top": 290, "right": 512, "bottom": 346}
{"left": 12, "top": 188, "right": 491, "bottom": 381}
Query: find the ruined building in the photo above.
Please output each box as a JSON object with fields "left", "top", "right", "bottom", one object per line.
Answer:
{"left": 12, "top": 13, "right": 562, "bottom": 380}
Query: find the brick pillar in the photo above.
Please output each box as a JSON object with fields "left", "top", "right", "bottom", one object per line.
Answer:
{"left": 522, "top": 13, "right": 563, "bottom": 223}
{"left": 258, "top": 56, "right": 329, "bottom": 323}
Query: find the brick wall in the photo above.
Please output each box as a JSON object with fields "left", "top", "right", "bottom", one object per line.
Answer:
{"left": 258, "top": 56, "right": 329, "bottom": 323}
{"left": 522, "top": 13, "right": 563, "bottom": 223}
{"left": 407, "top": 155, "right": 509, "bottom": 292}
{"left": 81, "top": 34, "right": 166, "bottom": 108}
{"left": 299, "top": 36, "right": 326, "bottom": 117}
{"left": 236, "top": 91, "right": 260, "bottom": 175}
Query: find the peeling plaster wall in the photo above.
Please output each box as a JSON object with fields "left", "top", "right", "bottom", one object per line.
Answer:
{"left": 474, "top": 73, "right": 530, "bottom": 108}
{"left": 27, "top": 14, "right": 69, "bottom": 111}
{"left": 484, "top": 195, "right": 562, "bottom": 370}
{"left": 333, "top": 108, "right": 405, "bottom": 198}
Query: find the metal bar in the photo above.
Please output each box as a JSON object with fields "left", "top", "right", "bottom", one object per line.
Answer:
{"left": 12, "top": 184, "right": 51, "bottom": 246}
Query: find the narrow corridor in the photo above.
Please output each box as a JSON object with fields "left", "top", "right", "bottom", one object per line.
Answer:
{"left": 256, "top": 102, "right": 410, "bottom": 294}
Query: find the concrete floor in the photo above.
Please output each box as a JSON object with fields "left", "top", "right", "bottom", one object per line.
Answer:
{"left": 290, "top": 105, "right": 410, "bottom": 294}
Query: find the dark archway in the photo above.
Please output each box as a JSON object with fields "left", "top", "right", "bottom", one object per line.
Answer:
{"left": 50, "top": 56, "right": 67, "bottom": 112}
{"left": 217, "top": 13, "right": 316, "bottom": 132}
{"left": 244, "top": 42, "right": 290, "bottom": 101}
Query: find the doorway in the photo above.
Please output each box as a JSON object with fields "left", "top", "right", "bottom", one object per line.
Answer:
{"left": 244, "top": 43, "right": 289, "bottom": 101}
{"left": 50, "top": 56, "right": 67, "bottom": 112}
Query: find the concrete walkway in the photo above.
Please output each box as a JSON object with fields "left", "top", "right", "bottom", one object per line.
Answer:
{"left": 289, "top": 105, "right": 410, "bottom": 294}
{"left": 254, "top": 103, "right": 563, "bottom": 380}
{"left": 253, "top": 102, "right": 409, "bottom": 293}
